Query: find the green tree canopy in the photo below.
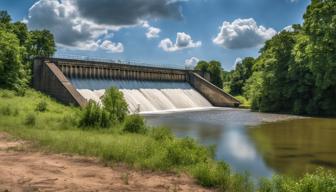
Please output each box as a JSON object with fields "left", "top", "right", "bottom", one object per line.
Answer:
{"left": 195, "top": 60, "right": 224, "bottom": 88}
{"left": 229, "top": 57, "right": 255, "bottom": 95}
{"left": 0, "top": 30, "right": 28, "bottom": 90}
{"left": 27, "top": 30, "right": 56, "bottom": 58}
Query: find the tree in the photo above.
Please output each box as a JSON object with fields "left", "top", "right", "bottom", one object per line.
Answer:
{"left": 195, "top": 60, "right": 223, "bottom": 88}
{"left": 301, "top": 0, "right": 336, "bottom": 115}
{"left": 195, "top": 61, "right": 209, "bottom": 73}
{"left": 11, "top": 22, "right": 29, "bottom": 46}
{"left": 229, "top": 57, "right": 255, "bottom": 95}
{"left": 0, "top": 10, "right": 11, "bottom": 25}
{"left": 208, "top": 60, "right": 223, "bottom": 88}
{"left": 0, "top": 30, "right": 28, "bottom": 90}
{"left": 27, "top": 30, "right": 56, "bottom": 58}
{"left": 102, "top": 87, "right": 129, "bottom": 122}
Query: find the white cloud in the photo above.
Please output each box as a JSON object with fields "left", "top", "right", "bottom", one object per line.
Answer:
{"left": 185, "top": 57, "right": 200, "bottom": 69}
{"left": 26, "top": 0, "right": 121, "bottom": 50}
{"left": 100, "top": 40, "right": 124, "bottom": 53}
{"left": 26, "top": 0, "right": 182, "bottom": 50}
{"left": 213, "top": 18, "right": 277, "bottom": 49}
{"left": 146, "top": 27, "right": 161, "bottom": 39}
{"left": 159, "top": 32, "right": 201, "bottom": 52}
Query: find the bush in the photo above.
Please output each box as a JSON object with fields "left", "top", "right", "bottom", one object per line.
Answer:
{"left": 229, "top": 173, "right": 254, "bottom": 192}
{"left": 192, "top": 162, "right": 231, "bottom": 190}
{"left": 24, "top": 113, "right": 36, "bottom": 126}
{"left": 35, "top": 100, "right": 47, "bottom": 112}
{"left": 123, "top": 115, "right": 146, "bottom": 134}
{"left": 102, "top": 87, "right": 128, "bottom": 122}
{"left": 149, "top": 127, "right": 173, "bottom": 141}
{"left": 165, "top": 137, "right": 210, "bottom": 166}
{"left": 79, "top": 100, "right": 111, "bottom": 128}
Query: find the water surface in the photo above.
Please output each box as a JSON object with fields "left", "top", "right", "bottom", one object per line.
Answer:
{"left": 145, "top": 109, "right": 336, "bottom": 178}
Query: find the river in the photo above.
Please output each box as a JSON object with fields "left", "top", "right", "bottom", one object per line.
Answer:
{"left": 145, "top": 108, "right": 336, "bottom": 179}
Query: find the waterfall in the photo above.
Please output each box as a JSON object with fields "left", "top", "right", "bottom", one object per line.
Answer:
{"left": 70, "top": 78, "right": 213, "bottom": 113}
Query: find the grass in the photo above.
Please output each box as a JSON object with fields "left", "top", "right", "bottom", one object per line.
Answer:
{"left": 0, "top": 88, "right": 335, "bottom": 192}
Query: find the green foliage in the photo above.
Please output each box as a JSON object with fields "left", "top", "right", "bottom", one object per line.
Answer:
{"left": 149, "top": 127, "right": 173, "bottom": 141}
{"left": 237, "top": 0, "right": 336, "bottom": 116}
{"left": 230, "top": 57, "right": 255, "bottom": 95}
{"left": 192, "top": 162, "right": 231, "bottom": 190}
{"left": 165, "top": 137, "right": 210, "bottom": 166}
{"left": 27, "top": 30, "right": 56, "bottom": 58}
{"left": 0, "top": 10, "right": 56, "bottom": 91}
{"left": 123, "top": 115, "right": 147, "bottom": 134}
{"left": 258, "top": 169, "right": 336, "bottom": 192}
{"left": 0, "top": 89, "right": 336, "bottom": 191}
{"left": 0, "top": 30, "right": 28, "bottom": 90}
{"left": 102, "top": 87, "right": 128, "bottom": 122}
{"left": 195, "top": 60, "right": 224, "bottom": 88}
{"left": 0, "top": 10, "right": 11, "bottom": 25}
{"left": 35, "top": 100, "right": 48, "bottom": 112}
{"left": 194, "top": 60, "right": 209, "bottom": 73}
{"left": 0, "top": 105, "right": 18, "bottom": 116}
{"left": 24, "top": 113, "right": 36, "bottom": 126}
{"left": 79, "top": 100, "right": 111, "bottom": 128}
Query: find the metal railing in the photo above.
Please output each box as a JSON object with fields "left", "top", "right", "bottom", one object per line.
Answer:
{"left": 52, "top": 54, "right": 186, "bottom": 70}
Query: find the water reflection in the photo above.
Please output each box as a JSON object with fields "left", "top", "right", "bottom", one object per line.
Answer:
{"left": 145, "top": 109, "right": 336, "bottom": 178}
{"left": 250, "top": 118, "right": 336, "bottom": 176}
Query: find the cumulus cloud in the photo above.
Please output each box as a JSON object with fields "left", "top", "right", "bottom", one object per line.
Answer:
{"left": 26, "top": 0, "right": 183, "bottom": 50}
{"left": 159, "top": 32, "right": 201, "bottom": 52}
{"left": 100, "top": 40, "right": 124, "bottom": 53}
{"left": 185, "top": 57, "right": 200, "bottom": 69}
{"left": 213, "top": 18, "right": 277, "bottom": 49}
{"left": 146, "top": 27, "right": 161, "bottom": 39}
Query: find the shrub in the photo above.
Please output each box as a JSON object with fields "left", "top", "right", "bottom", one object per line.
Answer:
{"left": 123, "top": 115, "right": 146, "bottom": 134}
{"left": 165, "top": 137, "right": 210, "bottom": 166}
{"left": 229, "top": 173, "right": 254, "bottom": 192}
{"left": 192, "top": 162, "right": 231, "bottom": 190}
{"left": 102, "top": 87, "right": 128, "bottom": 122}
{"left": 79, "top": 100, "right": 111, "bottom": 128}
{"left": 24, "top": 113, "right": 36, "bottom": 126}
{"left": 35, "top": 100, "right": 48, "bottom": 112}
{"left": 149, "top": 127, "right": 173, "bottom": 141}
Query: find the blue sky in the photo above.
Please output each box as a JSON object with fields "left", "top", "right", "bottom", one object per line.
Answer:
{"left": 1, "top": 0, "right": 310, "bottom": 70}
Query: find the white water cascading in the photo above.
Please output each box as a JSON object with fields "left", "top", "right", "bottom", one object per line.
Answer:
{"left": 70, "top": 78, "right": 213, "bottom": 113}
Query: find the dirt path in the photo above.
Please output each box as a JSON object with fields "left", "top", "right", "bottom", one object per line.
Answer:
{"left": 0, "top": 133, "right": 211, "bottom": 192}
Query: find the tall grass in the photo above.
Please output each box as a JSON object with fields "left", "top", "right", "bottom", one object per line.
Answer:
{"left": 0, "top": 88, "right": 335, "bottom": 192}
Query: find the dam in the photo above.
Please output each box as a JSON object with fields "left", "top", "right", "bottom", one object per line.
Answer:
{"left": 33, "top": 57, "right": 240, "bottom": 113}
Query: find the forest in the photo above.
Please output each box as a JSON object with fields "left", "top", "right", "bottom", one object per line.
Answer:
{"left": 199, "top": 0, "right": 336, "bottom": 116}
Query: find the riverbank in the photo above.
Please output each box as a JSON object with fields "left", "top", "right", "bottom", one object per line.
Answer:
{"left": 1, "top": 89, "right": 335, "bottom": 192}
{"left": 0, "top": 132, "right": 210, "bottom": 192}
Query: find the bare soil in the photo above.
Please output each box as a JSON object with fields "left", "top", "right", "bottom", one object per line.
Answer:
{"left": 0, "top": 133, "right": 212, "bottom": 192}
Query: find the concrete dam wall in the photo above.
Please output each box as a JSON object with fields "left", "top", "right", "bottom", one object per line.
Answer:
{"left": 33, "top": 58, "right": 240, "bottom": 113}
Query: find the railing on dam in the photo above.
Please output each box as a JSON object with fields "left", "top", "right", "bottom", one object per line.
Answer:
{"left": 44, "top": 57, "right": 188, "bottom": 82}
{"left": 53, "top": 54, "right": 186, "bottom": 70}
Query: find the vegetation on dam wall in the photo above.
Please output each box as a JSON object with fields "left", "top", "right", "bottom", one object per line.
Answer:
{"left": 1, "top": 88, "right": 336, "bottom": 192}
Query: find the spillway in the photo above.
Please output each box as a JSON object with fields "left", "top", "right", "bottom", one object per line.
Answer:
{"left": 70, "top": 78, "right": 213, "bottom": 113}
